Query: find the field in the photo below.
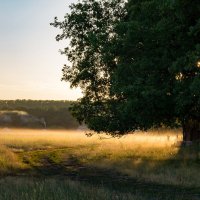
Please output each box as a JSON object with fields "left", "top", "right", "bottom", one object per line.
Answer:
{"left": 0, "top": 128, "right": 199, "bottom": 200}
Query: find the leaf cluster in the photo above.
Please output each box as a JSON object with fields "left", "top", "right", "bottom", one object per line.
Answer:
{"left": 51, "top": 0, "right": 200, "bottom": 135}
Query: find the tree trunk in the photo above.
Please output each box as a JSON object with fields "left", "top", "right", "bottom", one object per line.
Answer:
{"left": 182, "top": 119, "right": 200, "bottom": 143}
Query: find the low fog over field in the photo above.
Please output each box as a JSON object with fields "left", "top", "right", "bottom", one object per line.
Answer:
{"left": 0, "top": 128, "right": 200, "bottom": 200}
{"left": 0, "top": 128, "right": 182, "bottom": 151}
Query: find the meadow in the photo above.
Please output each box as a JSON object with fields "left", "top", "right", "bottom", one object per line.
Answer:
{"left": 0, "top": 128, "right": 199, "bottom": 199}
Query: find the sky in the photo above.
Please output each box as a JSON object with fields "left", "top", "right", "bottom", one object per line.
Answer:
{"left": 0, "top": 0, "right": 82, "bottom": 100}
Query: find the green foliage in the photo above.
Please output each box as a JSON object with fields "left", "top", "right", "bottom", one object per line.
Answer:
{"left": 52, "top": 0, "right": 200, "bottom": 135}
{"left": 0, "top": 100, "right": 79, "bottom": 129}
{"left": 51, "top": 0, "right": 127, "bottom": 134}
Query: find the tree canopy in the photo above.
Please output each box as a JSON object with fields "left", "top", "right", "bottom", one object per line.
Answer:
{"left": 51, "top": 0, "right": 200, "bottom": 139}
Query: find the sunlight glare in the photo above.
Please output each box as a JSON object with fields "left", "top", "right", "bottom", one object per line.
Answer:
{"left": 197, "top": 61, "right": 200, "bottom": 68}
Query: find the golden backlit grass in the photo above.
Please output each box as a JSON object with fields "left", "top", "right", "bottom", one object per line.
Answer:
{"left": 0, "top": 129, "right": 99, "bottom": 150}
{"left": 0, "top": 128, "right": 199, "bottom": 188}
{"left": 0, "top": 145, "right": 26, "bottom": 174}
{"left": 0, "top": 128, "right": 180, "bottom": 152}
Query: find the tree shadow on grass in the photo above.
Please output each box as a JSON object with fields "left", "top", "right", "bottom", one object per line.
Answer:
{"left": 15, "top": 147, "right": 200, "bottom": 200}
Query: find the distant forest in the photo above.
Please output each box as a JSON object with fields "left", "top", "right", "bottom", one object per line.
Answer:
{"left": 0, "top": 100, "right": 79, "bottom": 129}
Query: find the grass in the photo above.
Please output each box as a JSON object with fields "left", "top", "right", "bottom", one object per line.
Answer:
{"left": 0, "top": 177, "right": 126, "bottom": 200}
{"left": 0, "top": 177, "right": 191, "bottom": 200}
{"left": 0, "top": 128, "right": 199, "bottom": 199}
{"left": 0, "top": 177, "right": 134, "bottom": 200}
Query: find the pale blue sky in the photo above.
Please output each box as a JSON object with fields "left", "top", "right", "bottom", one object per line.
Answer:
{"left": 0, "top": 0, "right": 81, "bottom": 100}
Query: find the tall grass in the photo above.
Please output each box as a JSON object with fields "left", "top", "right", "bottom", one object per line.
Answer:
{"left": 0, "top": 128, "right": 199, "bottom": 189}
{"left": 0, "top": 177, "right": 189, "bottom": 200}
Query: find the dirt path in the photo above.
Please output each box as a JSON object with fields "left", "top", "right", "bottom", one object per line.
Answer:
{"left": 18, "top": 150, "right": 200, "bottom": 200}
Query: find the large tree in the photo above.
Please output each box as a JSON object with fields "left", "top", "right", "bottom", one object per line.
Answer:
{"left": 51, "top": 0, "right": 200, "bottom": 141}
{"left": 51, "top": 0, "right": 127, "bottom": 135}
{"left": 115, "top": 0, "right": 200, "bottom": 141}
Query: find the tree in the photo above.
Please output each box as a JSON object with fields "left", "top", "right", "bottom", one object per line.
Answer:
{"left": 115, "top": 0, "right": 200, "bottom": 142}
{"left": 52, "top": 0, "right": 200, "bottom": 141}
{"left": 51, "top": 0, "right": 127, "bottom": 135}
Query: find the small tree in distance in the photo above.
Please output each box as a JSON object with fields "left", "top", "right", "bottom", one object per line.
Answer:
{"left": 51, "top": 0, "right": 200, "bottom": 142}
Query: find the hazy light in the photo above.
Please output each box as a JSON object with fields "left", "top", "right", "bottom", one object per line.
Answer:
{"left": 197, "top": 61, "right": 200, "bottom": 68}
{"left": 175, "top": 72, "right": 183, "bottom": 81}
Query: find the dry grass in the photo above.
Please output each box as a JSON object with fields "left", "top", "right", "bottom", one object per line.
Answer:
{"left": 0, "top": 128, "right": 199, "bottom": 189}
{"left": 0, "top": 145, "right": 26, "bottom": 174}
{"left": 0, "top": 128, "right": 180, "bottom": 152}
{"left": 0, "top": 129, "right": 98, "bottom": 150}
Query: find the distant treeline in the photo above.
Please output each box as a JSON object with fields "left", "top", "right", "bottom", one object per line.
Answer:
{"left": 0, "top": 100, "right": 79, "bottom": 129}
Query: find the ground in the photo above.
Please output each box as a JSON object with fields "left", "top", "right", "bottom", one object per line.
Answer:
{"left": 0, "top": 128, "right": 199, "bottom": 200}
